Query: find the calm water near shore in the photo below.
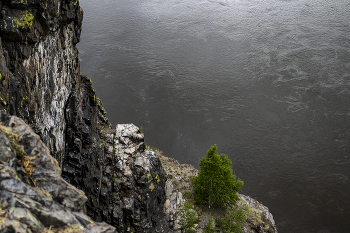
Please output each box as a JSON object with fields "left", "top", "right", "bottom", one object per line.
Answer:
{"left": 77, "top": 0, "right": 350, "bottom": 232}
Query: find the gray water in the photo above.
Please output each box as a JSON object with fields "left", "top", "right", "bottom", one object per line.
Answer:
{"left": 77, "top": 0, "right": 350, "bottom": 232}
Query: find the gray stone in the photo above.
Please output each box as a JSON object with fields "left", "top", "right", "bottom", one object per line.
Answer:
{"left": 239, "top": 194, "right": 278, "bottom": 233}
{"left": 8, "top": 207, "right": 44, "bottom": 232}
{"left": 35, "top": 209, "right": 81, "bottom": 228}
{"left": 0, "top": 219, "right": 28, "bottom": 233}
{"left": 0, "top": 131, "right": 15, "bottom": 165}
{"left": 82, "top": 222, "right": 118, "bottom": 233}
{"left": 0, "top": 115, "right": 117, "bottom": 232}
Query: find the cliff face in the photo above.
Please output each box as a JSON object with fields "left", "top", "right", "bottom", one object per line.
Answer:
{"left": 0, "top": 0, "right": 83, "bottom": 164}
{"left": 0, "top": 0, "right": 170, "bottom": 232}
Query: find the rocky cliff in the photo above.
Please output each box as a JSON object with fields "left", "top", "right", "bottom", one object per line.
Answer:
{"left": 0, "top": 0, "right": 169, "bottom": 232}
{"left": 0, "top": 111, "right": 118, "bottom": 232}
{"left": 0, "top": 0, "right": 277, "bottom": 232}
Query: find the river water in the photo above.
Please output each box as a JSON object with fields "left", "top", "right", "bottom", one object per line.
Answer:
{"left": 77, "top": 0, "right": 350, "bottom": 232}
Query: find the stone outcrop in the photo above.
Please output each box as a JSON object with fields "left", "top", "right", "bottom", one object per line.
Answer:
{"left": 0, "top": 0, "right": 171, "bottom": 231}
{"left": 159, "top": 154, "right": 278, "bottom": 233}
{"left": 240, "top": 194, "right": 278, "bottom": 233}
{"left": 0, "top": 112, "right": 118, "bottom": 233}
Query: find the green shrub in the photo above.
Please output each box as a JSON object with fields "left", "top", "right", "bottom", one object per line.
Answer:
{"left": 192, "top": 145, "right": 244, "bottom": 208}
{"left": 177, "top": 200, "right": 200, "bottom": 233}
{"left": 218, "top": 204, "right": 248, "bottom": 233}
{"left": 183, "top": 190, "right": 192, "bottom": 200}
{"left": 203, "top": 216, "right": 215, "bottom": 233}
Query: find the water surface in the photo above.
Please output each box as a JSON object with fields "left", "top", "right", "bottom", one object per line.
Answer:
{"left": 77, "top": 0, "right": 350, "bottom": 232}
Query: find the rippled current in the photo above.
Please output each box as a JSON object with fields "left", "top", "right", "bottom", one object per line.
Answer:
{"left": 77, "top": 0, "right": 350, "bottom": 232}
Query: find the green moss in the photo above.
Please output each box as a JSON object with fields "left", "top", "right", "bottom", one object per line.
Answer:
{"left": 0, "top": 125, "right": 26, "bottom": 159}
{"left": 155, "top": 174, "right": 160, "bottom": 183}
{"left": 147, "top": 171, "right": 152, "bottom": 182}
{"left": 11, "top": 0, "right": 28, "bottom": 4}
{"left": 14, "top": 10, "right": 34, "bottom": 29}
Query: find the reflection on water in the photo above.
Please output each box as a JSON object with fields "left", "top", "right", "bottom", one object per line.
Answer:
{"left": 77, "top": 0, "right": 350, "bottom": 232}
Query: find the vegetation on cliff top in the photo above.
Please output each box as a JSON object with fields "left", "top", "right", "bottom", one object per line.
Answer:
{"left": 192, "top": 144, "right": 244, "bottom": 209}
{"left": 158, "top": 144, "right": 249, "bottom": 233}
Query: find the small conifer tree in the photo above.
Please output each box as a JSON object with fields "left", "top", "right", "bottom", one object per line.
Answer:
{"left": 192, "top": 145, "right": 244, "bottom": 208}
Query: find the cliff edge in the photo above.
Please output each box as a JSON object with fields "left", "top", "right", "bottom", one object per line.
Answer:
{"left": 0, "top": 0, "right": 277, "bottom": 232}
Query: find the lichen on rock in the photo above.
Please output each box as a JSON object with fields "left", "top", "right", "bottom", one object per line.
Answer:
{"left": 13, "top": 10, "right": 34, "bottom": 29}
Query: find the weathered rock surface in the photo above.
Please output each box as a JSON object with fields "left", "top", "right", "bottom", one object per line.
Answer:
{"left": 61, "top": 72, "right": 170, "bottom": 231}
{"left": 0, "top": 0, "right": 83, "bottom": 164}
{"left": 0, "top": 112, "right": 118, "bottom": 233}
{"left": 240, "top": 194, "right": 278, "bottom": 233}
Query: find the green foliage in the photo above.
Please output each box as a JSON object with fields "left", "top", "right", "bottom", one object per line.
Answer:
{"left": 139, "top": 126, "right": 144, "bottom": 133}
{"left": 218, "top": 204, "right": 248, "bottom": 233}
{"left": 203, "top": 216, "right": 215, "bottom": 233}
{"left": 192, "top": 145, "right": 244, "bottom": 208}
{"left": 177, "top": 200, "right": 200, "bottom": 233}
{"left": 183, "top": 190, "right": 192, "bottom": 200}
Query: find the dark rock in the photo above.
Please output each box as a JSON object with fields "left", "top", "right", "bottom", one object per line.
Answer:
{"left": 0, "top": 113, "right": 108, "bottom": 233}
{"left": 0, "top": 131, "right": 15, "bottom": 165}
{"left": 83, "top": 222, "right": 118, "bottom": 233}
{"left": 0, "top": 219, "right": 28, "bottom": 233}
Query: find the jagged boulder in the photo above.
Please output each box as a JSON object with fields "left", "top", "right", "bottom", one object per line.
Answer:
{"left": 63, "top": 89, "right": 171, "bottom": 232}
{"left": 240, "top": 194, "right": 277, "bottom": 233}
{"left": 0, "top": 111, "right": 118, "bottom": 233}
